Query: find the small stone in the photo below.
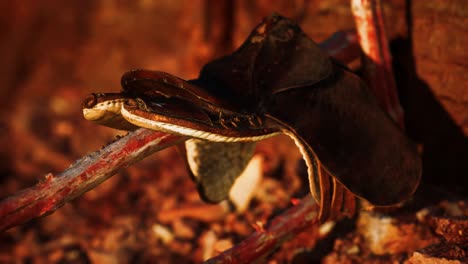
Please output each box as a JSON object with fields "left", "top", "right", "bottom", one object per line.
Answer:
{"left": 229, "top": 155, "right": 263, "bottom": 213}
{"left": 357, "top": 211, "right": 439, "bottom": 255}
{"left": 406, "top": 243, "right": 466, "bottom": 264}
{"left": 214, "top": 239, "right": 233, "bottom": 253}
{"left": 152, "top": 224, "right": 174, "bottom": 245}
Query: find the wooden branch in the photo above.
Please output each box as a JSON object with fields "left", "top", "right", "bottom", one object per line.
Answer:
{"left": 203, "top": 0, "right": 235, "bottom": 56}
{"left": 0, "top": 129, "right": 186, "bottom": 231}
{"left": 351, "top": 0, "right": 405, "bottom": 127}
{"left": 205, "top": 196, "right": 319, "bottom": 264}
